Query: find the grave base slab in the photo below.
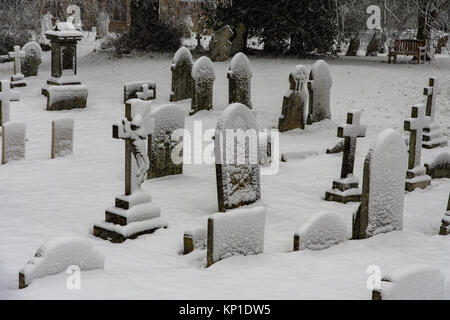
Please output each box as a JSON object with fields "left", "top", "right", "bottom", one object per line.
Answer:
{"left": 325, "top": 189, "right": 361, "bottom": 204}
{"left": 405, "top": 167, "right": 431, "bottom": 192}
{"left": 423, "top": 126, "right": 448, "bottom": 149}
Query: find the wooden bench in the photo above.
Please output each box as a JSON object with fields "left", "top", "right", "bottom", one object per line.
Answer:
{"left": 388, "top": 39, "right": 427, "bottom": 64}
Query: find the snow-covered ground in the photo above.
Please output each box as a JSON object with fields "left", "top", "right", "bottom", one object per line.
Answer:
{"left": 0, "top": 41, "right": 449, "bottom": 299}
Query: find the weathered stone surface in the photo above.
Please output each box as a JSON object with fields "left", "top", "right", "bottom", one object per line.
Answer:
{"left": 124, "top": 80, "right": 156, "bottom": 103}
{"left": 404, "top": 104, "right": 431, "bottom": 191}
{"left": 307, "top": 60, "right": 332, "bottom": 125}
{"left": 2, "top": 121, "right": 26, "bottom": 165}
{"left": 191, "top": 56, "right": 215, "bottom": 116}
{"left": 230, "top": 23, "right": 247, "bottom": 56}
{"left": 352, "top": 129, "right": 407, "bottom": 239}
{"left": 215, "top": 103, "right": 261, "bottom": 212}
{"left": 170, "top": 47, "right": 193, "bottom": 102}
{"left": 425, "top": 152, "right": 450, "bottom": 179}
{"left": 228, "top": 52, "right": 252, "bottom": 109}
{"left": 147, "top": 104, "right": 185, "bottom": 179}
{"left": 47, "top": 85, "right": 88, "bottom": 111}
{"left": 209, "top": 25, "right": 233, "bottom": 62}
{"left": 51, "top": 118, "right": 74, "bottom": 159}
{"left": 278, "top": 65, "right": 308, "bottom": 132}
{"left": 325, "top": 110, "right": 366, "bottom": 204}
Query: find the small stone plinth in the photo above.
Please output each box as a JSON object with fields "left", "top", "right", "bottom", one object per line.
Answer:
{"left": 423, "top": 125, "right": 448, "bottom": 149}
{"left": 405, "top": 167, "right": 431, "bottom": 192}
{"left": 325, "top": 176, "right": 362, "bottom": 204}
{"left": 11, "top": 74, "right": 26, "bottom": 88}
{"left": 47, "top": 85, "right": 88, "bottom": 111}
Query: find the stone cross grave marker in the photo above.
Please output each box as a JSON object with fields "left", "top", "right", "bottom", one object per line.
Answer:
{"left": 9, "top": 46, "right": 26, "bottom": 88}
{"left": 352, "top": 129, "right": 407, "bottom": 239}
{"left": 93, "top": 99, "right": 167, "bottom": 243}
{"left": 278, "top": 65, "right": 308, "bottom": 132}
{"left": 423, "top": 77, "right": 447, "bottom": 149}
{"left": 307, "top": 60, "right": 332, "bottom": 125}
{"left": 191, "top": 56, "right": 215, "bottom": 116}
{"left": 325, "top": 110, "right": 366, "bottom": 203}
{"left": 170, "top": 47, "right": 193, "bottom": 102}
{"left": 137, "top": 84, "right": 154, "bottom": 101}
{"left": 215, "top": 103, "right": 261, "bottom": 212}
{"left": 228, "top": 52, "right": 252, "bottom": 109}
{"left": 404, "top": 104, "right": 432, "bottom": 191}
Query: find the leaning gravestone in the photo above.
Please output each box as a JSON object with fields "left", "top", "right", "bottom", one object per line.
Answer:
{"left": 124, "top": 80, "right": 156, "bottom": 103}
{"left": 170, "top": 47, "right": 193, "bottom": 102}
{"left": 422, "top": 77, "right": 447, "bottom": 149}
{"left": 228, "top": 52, "right": 252, "bottom": 109}
{"left": 21, "top": 41, "right": 43, "bottom": 77}
{"left": 278, "top": 65, "right": 309, "bottom": 132}
{"left": 9, "top": 46, "right": 26, "bottom": 88}
{"left": 215, "top": 103, "right": 261, "bottom": 212}
{"left": 209, "top": 25, "right": 233, "bottom": 62}
{"left": 207, "top": 206, "right": 266, "bottom": 267}
{"left": 352, "top": 129, "right": 407, "bottom": 239}
{"left": 404, "top": 104, "right": 432, "bottom": 191}
{"left": 307, "top": 60, "right": 332, "bottom": 125}
{"left": 19, "top": 236, "right": 104, "bottom": 289}
{"left": 147, "top": 104, "right": 185, "bottom": 179}
{"left": 190, "top": 56, "right": 215, "bottom": 116}
{"left": 2, "top": 122, "right": 26, "bottom": 164}
{"left": 439, "top": 194, "right": 450, "bottom": 236}
{"left": 325, "top": 110, "right": 367, "bottom": 203}
{"left": 93, "top": 99, "right": 167, "bottom": 243}
{"left": 0, "top": 80, "right": 20, "bottom": 127}
{"left": 51, "top": 118, "right": 75, "bottom": 159}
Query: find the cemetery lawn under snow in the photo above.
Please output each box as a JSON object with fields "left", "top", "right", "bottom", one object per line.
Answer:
{"left": 0, "top": 42, "right": 449, "bottom": 299}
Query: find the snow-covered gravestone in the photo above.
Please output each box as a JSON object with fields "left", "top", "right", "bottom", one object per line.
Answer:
{"left": 2, "top": 122, "right": 26, "bottom": 165}
{"left": 51, "top": 118, "right": 74, "bottom": 159}
{"left": 147, "top": 104, "right": 185, "bottom": 179}
{"left": 207, "top": 207, "right": 266, "bottom": 267}
{"left": 190, "top": 56, "right": 215, "bottom": 116}
{"left": 9, "top": 46, "right": 26, "bottom": 88}
{"left": 352, "top": 129, "right": 407, "bottom": 240}
{"left": 21, "top": 41, "right": 43, "bottom": 77}
{"left": 307, "top": 60, "right": 332, "bottom": 125}
{"left": 278, "top": 65, "right": 308, "bottom": 132}
{"left": 170, "top": 47, "right": 193, "bottom": 102}
{"left": 439, "top": 194, "right": 450, "bottom": 236}
{"left": 423, "top": 77, "right": 447, "bottom": 149}
{"left": 372, "top": 265, "right": 445, "bottom": 300}
{"left": 293, "top": 212, "right": 348, "bottom": 251}
{"left": 0, "top": 80, "right": 20, "bottom": 127}
{"left": 404, "top": 104, "right": 432, "bottom": 191}
{"left": 124, "top": 80, "right": 156, "bottom": 103}
{"left": 325, "top": 110, "right": 366, "bottom": 203}
{"left": 425, "top": 152, "right": 450, "bottom": 179}
{"left": 228, "top": 52, "right": 252, "bottom": 109}
{"left": 19, "top": 236, "right": 104, "bottom": 289}
{"left": 47, "top": 85, "right": 88, "bottom": 111}
{"left": 93, "top": 99, "right": 167, "bottom": 243}
{"left": 215, "top": 103, "right": 261, "bottom": 212}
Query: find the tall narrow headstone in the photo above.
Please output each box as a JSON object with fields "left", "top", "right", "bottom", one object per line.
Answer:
{"left": 352, "top": 129, "right": 407, "bottom": 239}
{"left": 307, "top": 60, "right": 332, "bottom": 125}
{"left": 170, "top": 47, "right": 193, "bottom": 102}
{"left": 51, "top": 118, "right": 75, "bottom": 159}
{"left": 147, "top": 104, "right": 185, "bottom": 179}
{"left": 228, "top": 52, "right": 252, "bottom": 109}
{"left": 404, "top": 104, "right": 432, "bottom": 191}
{"left": 423, "top": 77, "right": 447, "bottom": 149}
{"left": 93, "top": 99, "right": 167, "bottom": 243}
{"left": 439, "top": 194, "right": 450, "bottom": 236}
{"left": 9, "top": 46, "right": 26, "bottom": 88}
{"left": 2, "top": 122, "right": 26, "bottom": 164}
{"left": 325, "top": 110, "right": 367, "bottom": 203}
{"left": 215, "top": 103, "right": 261, "bottom": 212}
{"left": 278, "top": 65, "right": 309, "bottom": 132}
{"left": 190, "top": 56, "right": 215, "bottom": 116}
{"left": 0, "top": 80, "right": 20, "bottom": 127}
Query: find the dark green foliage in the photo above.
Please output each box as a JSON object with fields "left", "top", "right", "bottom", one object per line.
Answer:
{"left": 202, "top": 0, "right": 337, "bottom": 56}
